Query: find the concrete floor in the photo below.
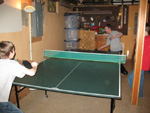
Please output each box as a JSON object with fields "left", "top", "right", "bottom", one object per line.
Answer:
{"left": 18, "top": 60, "right": 150, "bottom": 113}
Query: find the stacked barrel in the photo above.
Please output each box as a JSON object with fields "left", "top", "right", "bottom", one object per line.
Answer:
{"left": 64, "top": 13, "right": 79, "bottom": 50}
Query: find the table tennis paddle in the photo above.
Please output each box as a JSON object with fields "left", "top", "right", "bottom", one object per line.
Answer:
{"left": 22, "top": 60, "right": 33, "bottom": 69}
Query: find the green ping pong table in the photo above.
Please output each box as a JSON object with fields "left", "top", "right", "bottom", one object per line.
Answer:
{"left": 13, "top": 50, "right": 126, "bottom": 113}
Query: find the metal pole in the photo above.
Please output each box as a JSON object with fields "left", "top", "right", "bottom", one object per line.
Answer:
{"left": 29, "top": 13, "right": 32, "bottom": 61}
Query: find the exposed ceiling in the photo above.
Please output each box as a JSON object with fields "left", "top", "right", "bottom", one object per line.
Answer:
{"left": 61, "top": 0, "right": 149, "bottom": 6}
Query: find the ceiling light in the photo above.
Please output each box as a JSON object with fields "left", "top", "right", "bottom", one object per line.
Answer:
{"left": 24, "top": 6, "right": 36, "bottom": 13}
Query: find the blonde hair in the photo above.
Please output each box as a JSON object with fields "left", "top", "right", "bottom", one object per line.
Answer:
{"left": 0, "top": 41, "right": 15, "bottom": 59}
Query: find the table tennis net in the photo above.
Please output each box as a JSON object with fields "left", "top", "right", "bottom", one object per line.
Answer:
{"left": 44, "top": 50, "right": 126, "bottom": 64}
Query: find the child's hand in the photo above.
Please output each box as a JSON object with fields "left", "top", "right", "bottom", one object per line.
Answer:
{"left": 31, "top": 62, "right": 38, "bottom": 67}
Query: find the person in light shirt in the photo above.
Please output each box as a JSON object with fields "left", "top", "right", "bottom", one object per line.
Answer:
{"left": 0, "top": 41, "right": 38, "bottom": 113}
{"left": 98, "top": 24, "right": 128, "bottom": 75}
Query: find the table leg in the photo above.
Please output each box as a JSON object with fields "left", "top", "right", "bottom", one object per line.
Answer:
{"left": 14, "top": 85, "right": 26, "bottom": 108}
{"left": 110, "top": 98, "right": 115, "bottom": 113}
{"left": 14, "top": 85, "right": 20, "bottom": 108}
{"left": 45, "top": 90, "right": 48, "bottom": 98}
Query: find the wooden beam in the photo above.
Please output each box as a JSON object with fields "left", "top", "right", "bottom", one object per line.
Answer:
{"left": 131, "top": 0, "right": 148, "bottom": 105}
{"left": 73, "top": 5, "right": 119, "bottom": 8}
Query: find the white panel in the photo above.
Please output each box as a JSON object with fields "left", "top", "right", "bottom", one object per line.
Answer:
{"left": 0, "top": 0, "right": 22, "bottom": 33}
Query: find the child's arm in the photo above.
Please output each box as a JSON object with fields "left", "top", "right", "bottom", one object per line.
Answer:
{"left": 23, "top": 62, "right": 38, "bottom": 76}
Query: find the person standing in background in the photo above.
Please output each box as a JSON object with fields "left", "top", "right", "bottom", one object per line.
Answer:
{"left": 128, "top": 23, "right": 150, "bottom": 97}
{"left": 98, "top": 24, "right": 128, "bottom": 75}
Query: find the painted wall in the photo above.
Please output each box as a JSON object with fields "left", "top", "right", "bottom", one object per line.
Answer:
{"left": 0, "top": 1, "right": 70, "bottom": 62}
{"left": 121, "top": 5, "right": 139, "bottom": 59}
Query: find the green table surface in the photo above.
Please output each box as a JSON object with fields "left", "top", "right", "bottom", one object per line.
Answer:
{"left": 13, "top": 58, "right": 121, "bottom": 99}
